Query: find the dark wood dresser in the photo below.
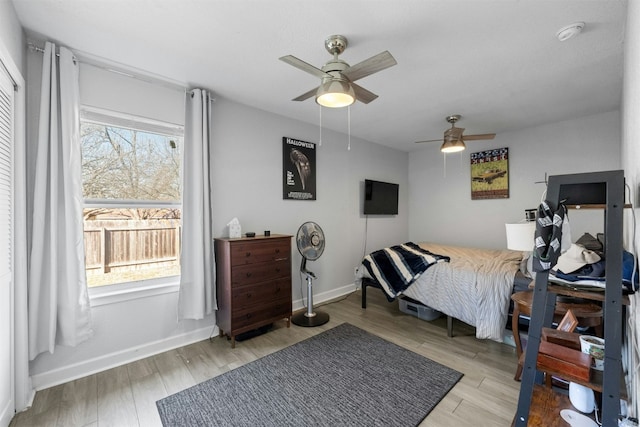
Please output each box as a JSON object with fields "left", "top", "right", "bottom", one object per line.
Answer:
{"left": 214, "top": 234, "right": 292, "bottom": 347}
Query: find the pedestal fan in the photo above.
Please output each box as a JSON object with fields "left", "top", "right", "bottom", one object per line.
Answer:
{"left": 292, "top": 221, "right": 329, "bottom": 327}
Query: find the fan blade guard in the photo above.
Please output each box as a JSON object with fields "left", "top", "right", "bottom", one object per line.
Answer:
{"left": 296, "top": 222, "right": 325, "bottom": 261}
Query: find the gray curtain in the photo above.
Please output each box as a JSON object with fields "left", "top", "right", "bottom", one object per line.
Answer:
{"left": 178, "top": 89, "right": 215, "bottom": 319}
{"left": 28, "top": 42, "right": 92, "bottom": 359}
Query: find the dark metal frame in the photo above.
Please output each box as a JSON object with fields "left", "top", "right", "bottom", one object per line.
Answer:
{"left": 360, "top": 277, "right": 455, "bottom": 337}
{"left": 515, "top": 170, "right": 625, "bottom": 426}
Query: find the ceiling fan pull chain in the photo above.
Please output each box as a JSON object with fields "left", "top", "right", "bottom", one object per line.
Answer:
{"left": 318, "top": 105, "right": 322, "bottom": 146}
{"left": 347, "top": 106, "right": 351, "bottom": 151}
{"left": 443, "top": 153, "right": 447, "bottom": 178}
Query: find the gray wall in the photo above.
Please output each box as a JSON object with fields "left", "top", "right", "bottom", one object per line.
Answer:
{"left": 0, "top": 0, "right": 25, "bottom": 74}
{"left": 211, "top": 98, "right": 409, "bottom": 300}
{"left": 409, "top": 110, "right": 621, "bottom": 249}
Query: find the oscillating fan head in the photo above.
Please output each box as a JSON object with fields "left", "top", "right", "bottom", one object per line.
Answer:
{"left": 296, "top": 222, "right": 325, "bottom": 261}
{"left": 293, "top": 221, "right": 329, "bottom": 327}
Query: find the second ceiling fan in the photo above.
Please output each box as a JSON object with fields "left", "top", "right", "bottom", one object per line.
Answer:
{"left": 415, "top": 115, "right": 496, "bottom": 153}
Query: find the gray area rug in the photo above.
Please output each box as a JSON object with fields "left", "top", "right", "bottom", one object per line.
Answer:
{"left": 156, "top": 323, "right": 462, "bottom": 427}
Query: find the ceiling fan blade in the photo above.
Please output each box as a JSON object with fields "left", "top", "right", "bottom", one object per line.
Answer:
{"left": 463, "top": 133, "right": 496, "bottom": 141}
{"left": 279, "top": 55, "right": 331, "bottom": 79}
{"left": 351, "top": 82, "right": 378, "bottom": 104}
{"left": 292, "top": 86, "right": 319, "bottom": 102}
{"left": 414, "top": 138, "right": 444, "bottom": 144}
{"left": 342, "top": 51, "right": 397, "bottom": 82}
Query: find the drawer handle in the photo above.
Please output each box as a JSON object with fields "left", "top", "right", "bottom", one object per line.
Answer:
{"left": 245, "top": 252, "right": 251, "bottom": 257}
{"left": 275, "top": 248, "right": 280, "bottom": 253}
{"left": 246, "top": 293, "right": 252, "bottom": 298}
{"left": 246, "top": 272, "right": 252, "bottom": 278}
{"left": 274, "top": 257, "right": 287, "bottom": 261}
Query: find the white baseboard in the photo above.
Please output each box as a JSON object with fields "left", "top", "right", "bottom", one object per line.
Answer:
{"left": 0, "top": 398, "right": 13, "bottom": 427}
{"left": 30, "top": 325, "right": 218, "bottom": 391}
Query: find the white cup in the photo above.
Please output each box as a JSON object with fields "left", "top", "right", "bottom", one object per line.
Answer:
{"left": 579, "top": 335, "right": 605, "bottom": 371}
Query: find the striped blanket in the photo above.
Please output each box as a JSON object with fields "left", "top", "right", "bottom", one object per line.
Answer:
{"left": 362, "top": 242, "right": 450, "bottom": 300}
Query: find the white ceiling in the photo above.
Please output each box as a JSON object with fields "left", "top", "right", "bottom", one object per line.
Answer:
{"left": 11, "top": 0, "right": 627, "bottom": 152}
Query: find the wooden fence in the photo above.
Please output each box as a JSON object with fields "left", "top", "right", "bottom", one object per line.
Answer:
{"left": 84, "top": 220, "right": 180, "bottom": 273}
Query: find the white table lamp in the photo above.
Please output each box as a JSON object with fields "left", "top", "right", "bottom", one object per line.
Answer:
{"left": 505, "top": 222, "right": 536, "bottom": 251}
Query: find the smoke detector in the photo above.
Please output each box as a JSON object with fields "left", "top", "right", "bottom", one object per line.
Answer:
{"left": 556, "top": 22, "right": 585, "bottom": 42}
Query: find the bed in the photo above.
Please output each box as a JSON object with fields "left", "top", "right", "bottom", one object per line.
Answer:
{"left": 358, "top": 242, "right": 531, "bottom": 342}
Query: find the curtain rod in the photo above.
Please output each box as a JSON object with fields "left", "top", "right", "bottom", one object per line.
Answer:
{"left": 27, "top": 41, "right": 190, "bottom": 94}
{"left": 27, "top": 42, "right": 216, "bottom": 102}
{"left": 28, "top": 43, "right": 55, "bottom": 56}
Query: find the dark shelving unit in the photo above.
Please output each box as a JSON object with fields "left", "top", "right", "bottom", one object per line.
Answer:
{"left": 514, "top": 170, "right": 626, "bottom": 427}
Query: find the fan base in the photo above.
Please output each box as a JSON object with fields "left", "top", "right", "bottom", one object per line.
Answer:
{"left": 291, "top": 311, "right": 330, "bottom": 327}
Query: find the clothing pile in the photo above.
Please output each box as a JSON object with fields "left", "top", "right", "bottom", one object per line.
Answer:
{"left": 550, "top": 233, "right": 638, "bottom": 291}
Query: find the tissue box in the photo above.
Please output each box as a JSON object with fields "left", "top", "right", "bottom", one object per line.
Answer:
{"left": 227, "top": 217, "right": 242, "bottom": 238}
{"left": 229, "top": 224, "right": 241, "bottom": 238}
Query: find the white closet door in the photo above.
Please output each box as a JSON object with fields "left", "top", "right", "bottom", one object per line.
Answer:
{"left": 0, "top": 63, "right": 15, "bottom": 427}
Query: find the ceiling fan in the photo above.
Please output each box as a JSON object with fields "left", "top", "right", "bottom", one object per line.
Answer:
{"left": 415, "top": 115, "right": 496, "bottom": 153}
{"left": 279, "top": 35, "right": 397, "bottom": 108}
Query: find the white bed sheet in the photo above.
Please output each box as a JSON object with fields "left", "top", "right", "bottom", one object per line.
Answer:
{"left": 402, "top": 242, "right": 522, "bottom": 342}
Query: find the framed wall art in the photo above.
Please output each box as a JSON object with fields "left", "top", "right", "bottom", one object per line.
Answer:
{"left": 470, "top": 147, "right": 509, "bottom": 200}
{"left": 283, "top": 136, "right": 316, "bottom": 200}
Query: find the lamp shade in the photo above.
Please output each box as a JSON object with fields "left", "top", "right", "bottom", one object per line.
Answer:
{"left": 440, "top": 139, "right": 465, "bottom": 153}
{"left": 316, "top": 79, "right": 355, "bottom": 108}
{"left": 505, "top": 222, "right": 536, "bottom": 251}
{"left": 440, "top": 133, "right": 466, "bottom": 153}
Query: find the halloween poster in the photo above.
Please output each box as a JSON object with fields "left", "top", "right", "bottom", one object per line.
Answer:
{"left": 283, "top": 137, "right": 316, "bottom": 200}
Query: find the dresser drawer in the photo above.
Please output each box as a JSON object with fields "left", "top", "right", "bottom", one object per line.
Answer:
{"left": 230, "top": 240, "right": 290, "bottom": 266}
{"left": 231, "top": 259, "right": 290, "bottom": 286}
{"left": 231, "top": 299, "right": 291, "bottom": 330}
{"left": 232, "top": 278, "right": 290, "bottom": 309}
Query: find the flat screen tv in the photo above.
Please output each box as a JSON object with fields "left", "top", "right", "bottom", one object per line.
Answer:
{"left": 364, "top": 179, "right": 399, "bottom": 215}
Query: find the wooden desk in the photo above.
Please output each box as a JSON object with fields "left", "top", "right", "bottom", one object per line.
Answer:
{"left": 511, "top": 290, "right": 603, "bottom": 381}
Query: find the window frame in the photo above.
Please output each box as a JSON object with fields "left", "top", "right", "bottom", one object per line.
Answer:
{"left": 80, "top": 106, "right": 184, "bottom": 305}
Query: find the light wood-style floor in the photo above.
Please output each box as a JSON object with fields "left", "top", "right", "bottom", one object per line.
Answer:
{"left": 10, "top": 289, "right": 521, "bottom": 427}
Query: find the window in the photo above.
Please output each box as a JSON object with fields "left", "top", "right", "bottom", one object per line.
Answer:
{"left": 80, "top": 108, "right": 183, "bottom": 288}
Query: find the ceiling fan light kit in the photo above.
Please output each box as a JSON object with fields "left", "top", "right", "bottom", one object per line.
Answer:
{"left": 440, "top": 138, "right": 466, "bottom": 153}
{"left": 316, "top": 78, "right": 355, "bottom": 108}
{"left": 280, "top": 34, "right": 397, "bottom": 108}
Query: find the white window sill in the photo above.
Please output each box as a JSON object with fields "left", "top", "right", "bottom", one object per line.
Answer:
{"left": 88, "top": 276, "right": 180, "bottom": 307}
